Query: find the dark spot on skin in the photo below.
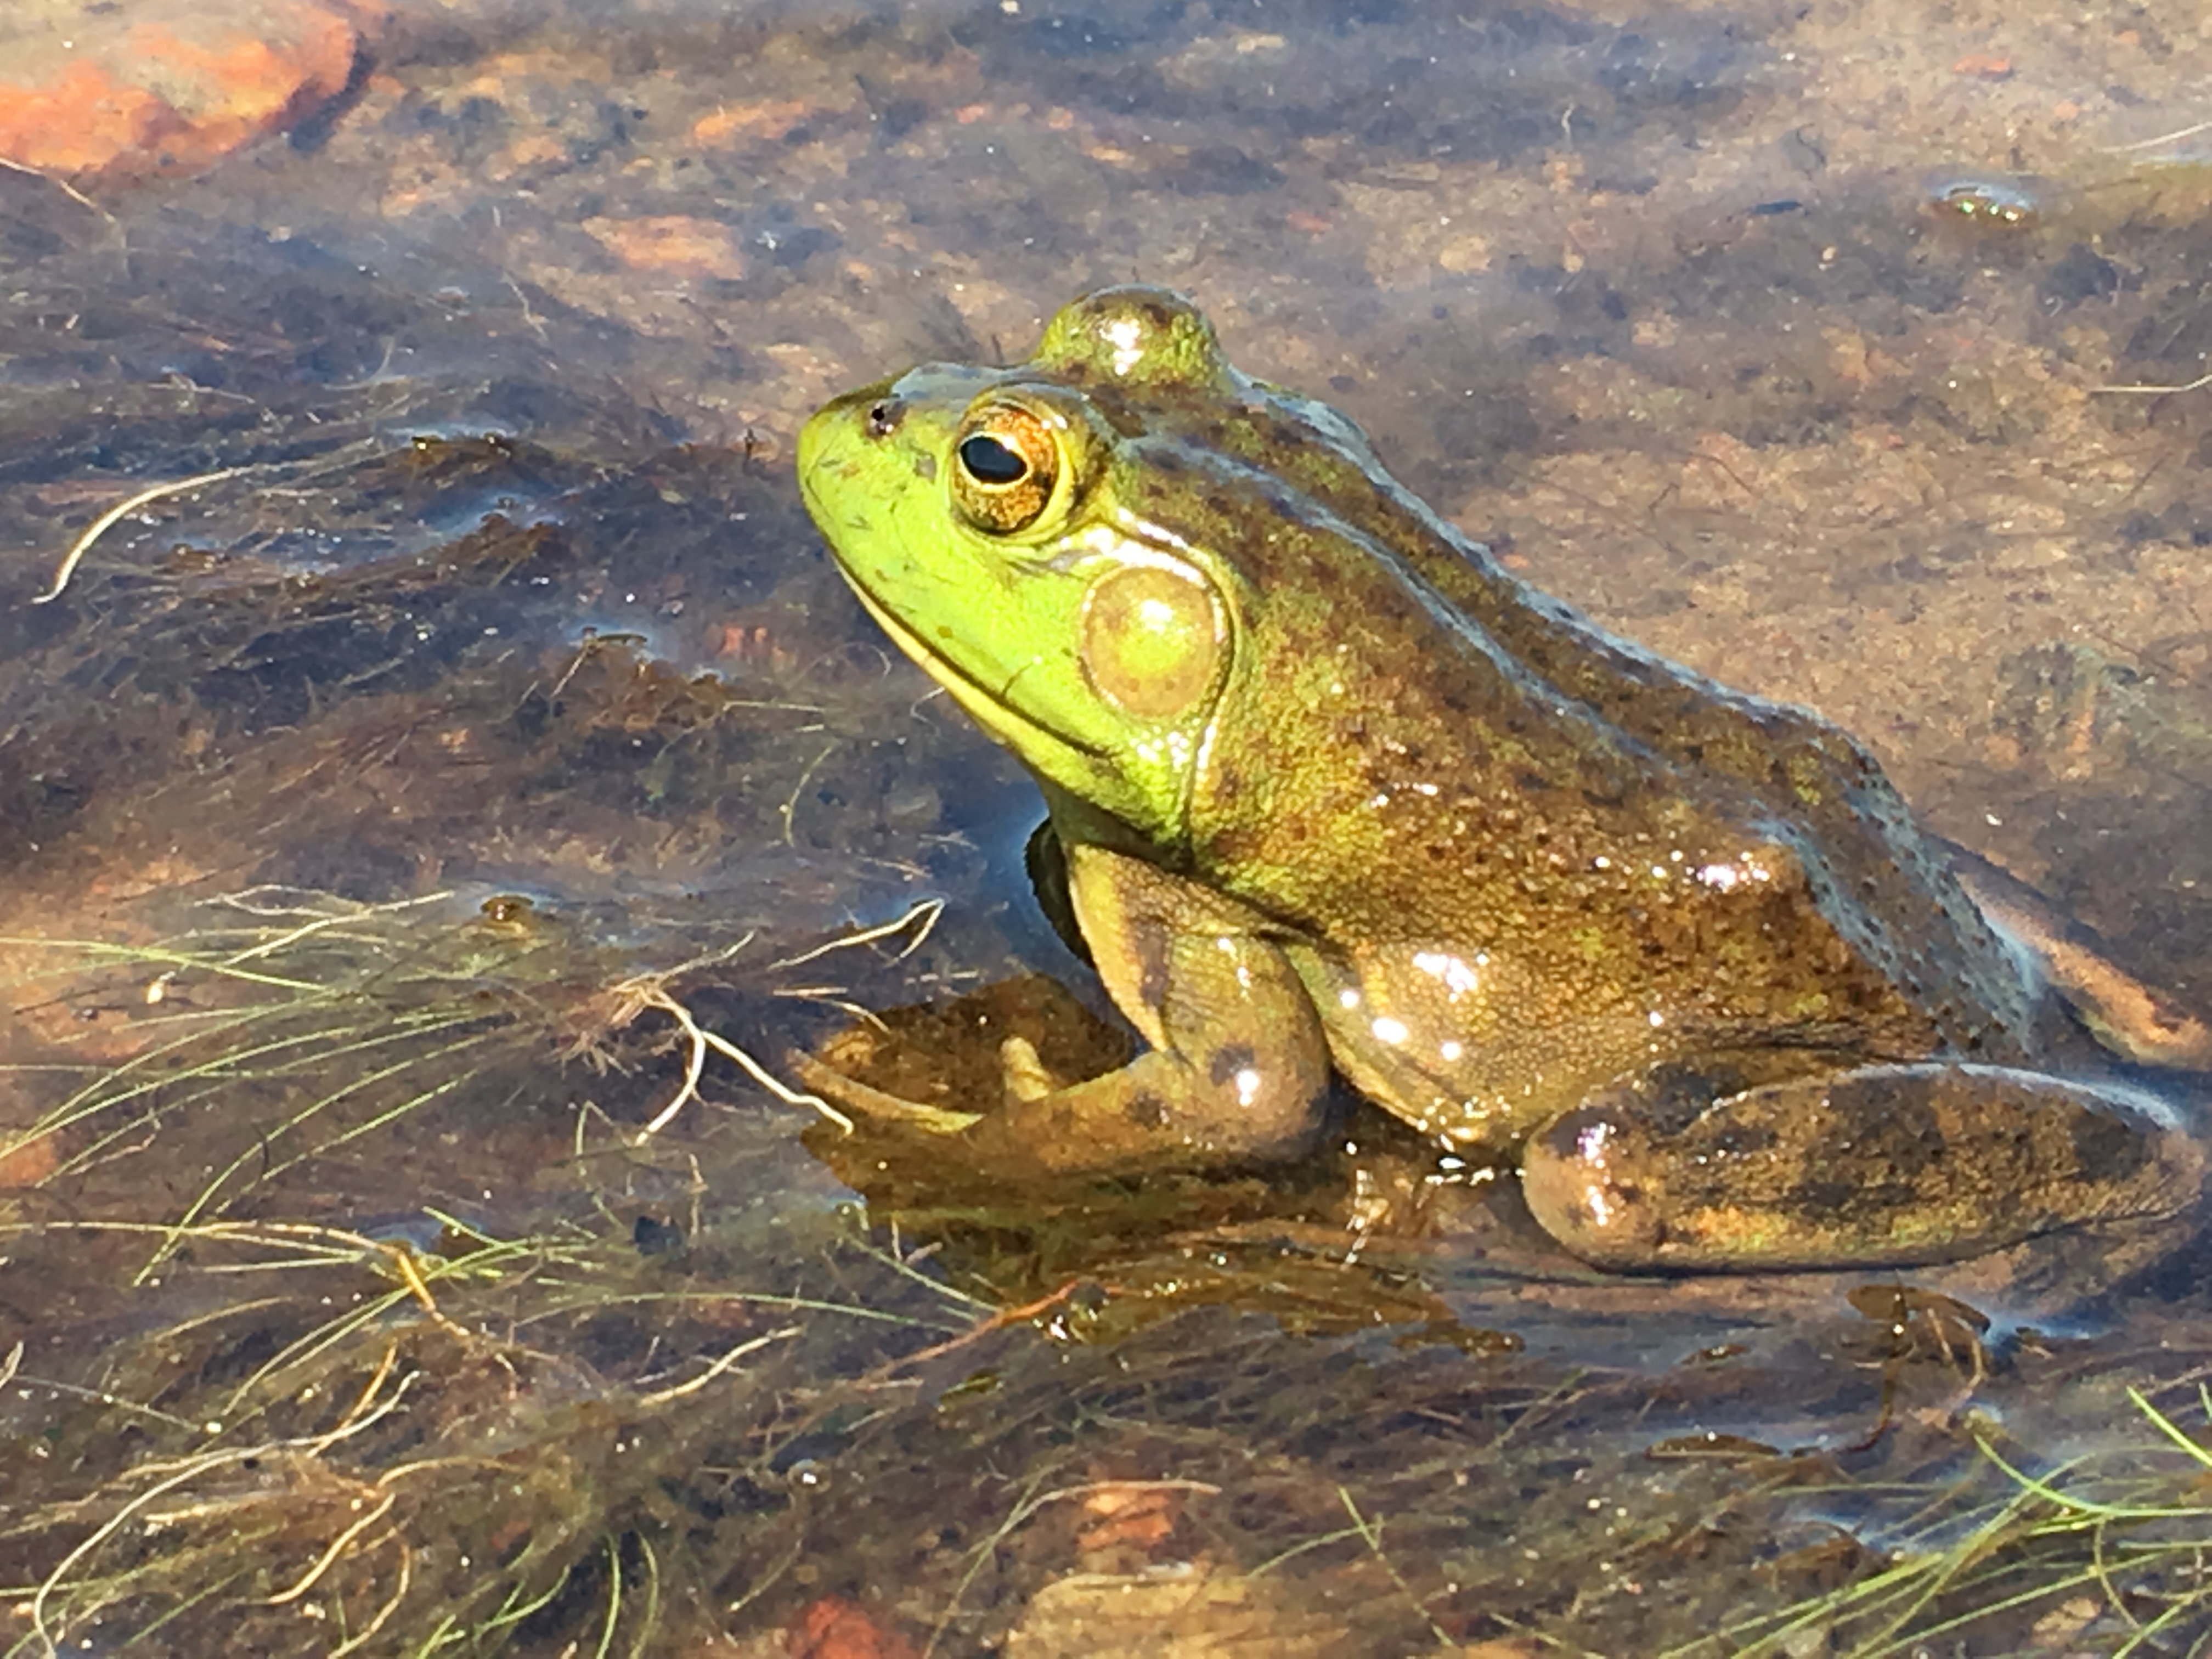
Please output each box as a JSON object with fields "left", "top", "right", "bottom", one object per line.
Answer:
{"left": 1632, "top": 1061, "right": 1747, "bottom": 1135}
{"left": 1786, "top": 1178, "right": 1860, "bottom": 1217}
{"left": 1126, "top": 1090, "right": 1170, "bottom": 1129}
{"left": 913, "top": 453, "right": 936, "bottom": 482}
{"left": 2069, "top": 1104, "right": 2151, "bottom": 1181}
{"left": 1864, "top": 1086, "right": 1948, "bottom": 1178}
{"left": 1707, "top": 1123, "right": 1779, "bottom": 1158}
{"left": 1207, "top": 1044, "right": 1257, "bottom": 1087}
{"left": 1537, "top": 1105, "right": 1612, "bottom": 1163}
{"left": 1137, "top": 935, "right": 1172, "bottom": 1010}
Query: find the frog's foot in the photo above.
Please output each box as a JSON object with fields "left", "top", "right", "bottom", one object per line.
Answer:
{"left": 785, "top": 1049, "right": 984, "bottom": 1136}
{"left": 791, "top": 1033, "right": 1328, "bottom": 1176}
{"left": 1520, "top": 1062, "right": 2205, "bottom": 1272}
{"left": 948, "top": 1042, "right": 1334, "bottom": 1175}
{"left": 788, "top": 1032, "right": 1078, "bottom": 1129}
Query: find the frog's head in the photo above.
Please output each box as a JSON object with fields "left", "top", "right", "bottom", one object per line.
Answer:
{"left": 797, "top": 287, "right": 1246, "bottom": 847}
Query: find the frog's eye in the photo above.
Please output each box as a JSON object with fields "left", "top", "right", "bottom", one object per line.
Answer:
{"left": 951, "top": 404, "right": 1060, "bottom": 534}
{"left": 959, "top": 434, "right": 1025, "bottom": 483}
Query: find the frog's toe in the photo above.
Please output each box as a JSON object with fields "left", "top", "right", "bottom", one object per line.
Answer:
{"left": 783, "top": 1050, "right": 984, "bottom": 1136}
{"left": 1000, "top": 1034, "right": 1060, "bottom": 1102}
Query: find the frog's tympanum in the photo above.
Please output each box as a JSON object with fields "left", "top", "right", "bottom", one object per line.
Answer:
{"left": 796, "top": 286, "right": 2209, "bottom": 1274}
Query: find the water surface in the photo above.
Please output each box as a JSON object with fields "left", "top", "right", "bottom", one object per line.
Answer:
{"left": 7, "top": 0, "right": 2212, "bottom": 1651}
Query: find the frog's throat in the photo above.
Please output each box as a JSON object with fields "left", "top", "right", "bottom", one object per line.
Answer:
{"left": 838, "top": 567, "right": 1110, "bottom": 768}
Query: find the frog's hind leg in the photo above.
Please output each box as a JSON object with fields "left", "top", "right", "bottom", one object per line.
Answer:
{"left": 1519, "top": 1062, "right": 2204, "bottom": 1272}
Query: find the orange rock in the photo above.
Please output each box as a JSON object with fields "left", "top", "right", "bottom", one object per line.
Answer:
{"left": 786, "top": 1596, "right": 920, "bottom": 1659}
{"left": 0, "top": 0, "right": 385, "bottom": 179}
{"left": 0, "top": 1133, "right": 59, "bottom": 1188}
{"left": 1075, "top": 1483, "right": 1187, "bottom": 1554}
{"left": 1950, "top": 53, "right": 2014, "bottom": 80}
{"left": 584, "top": 215, "right": 750, "bottom": 281}
{"left": 691, "top": 99, "right": 818, "bottom": 147}
{"left": 0, "top": 59, "right": 180, "bottom": 177}
{"left": 0, "top": 1072, "right": 61, "bottom": 1188}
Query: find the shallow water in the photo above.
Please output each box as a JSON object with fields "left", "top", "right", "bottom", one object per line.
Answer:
{"left": 7, "top": 0, "right": 2212, "bottom": 1652}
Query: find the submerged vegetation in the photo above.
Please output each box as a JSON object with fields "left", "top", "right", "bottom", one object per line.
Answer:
{"left": 0, "top": 893, "right": 988, "bottom": 1655}
{"left": 1, "top": 238, "right": 2210, "bottom": 1659}
{"left": 1704, "top": 1387, "right": 2212, "bottom": 1656}
{"left": 3, "top": 903, "right": 2212, "bottom": 1652}
{"left": 7, "top": 0, "right": 2212, "bottom": 1650}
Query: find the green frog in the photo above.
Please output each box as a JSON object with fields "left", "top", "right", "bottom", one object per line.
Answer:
{"left": 794, "top": 285, "right": 2210, "bottom": 1274}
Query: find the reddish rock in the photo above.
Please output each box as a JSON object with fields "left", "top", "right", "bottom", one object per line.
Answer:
{"left": 0, "top": 0, "right": 388, "bottom": 179}
{"left": 0, "top": 1125, "right": 59, "bottom": 1188}
{"left": 1950, "top": 52, "right": 2015, "bottom": 80}
{"left": 786, "top": 1597, "right": 921, "bottom": 1659}
{"left": 584, "top": 215, "right": 752, "bottom": 281}
{"left": 691, "top": 99, "right": 819, "bottom": 148}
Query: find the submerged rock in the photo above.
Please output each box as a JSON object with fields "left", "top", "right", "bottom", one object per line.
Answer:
{"left": 0, "top": 0, "right": 387, "bottom": 179}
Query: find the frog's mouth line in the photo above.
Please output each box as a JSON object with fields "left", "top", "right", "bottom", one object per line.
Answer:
{"left": 799, "top": 441, "right": 1112, "bottom": 765}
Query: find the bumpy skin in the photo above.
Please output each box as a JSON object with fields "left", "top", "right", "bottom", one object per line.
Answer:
{"left": 795, "top": 286, "right": 2203, "bottom": 1272}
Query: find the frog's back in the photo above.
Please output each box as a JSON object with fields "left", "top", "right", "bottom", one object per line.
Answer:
{"left": 906, "top": 285, "right": 2045, "bottom": 1133}
{"left": 1115, "top": 374, "right": 2045, "bottom": 1102}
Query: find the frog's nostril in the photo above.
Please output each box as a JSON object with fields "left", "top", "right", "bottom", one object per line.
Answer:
{"left": 866, "top": 399, "right": 902, "bottom": 438}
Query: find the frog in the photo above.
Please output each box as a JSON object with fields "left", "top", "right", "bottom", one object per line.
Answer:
{"left": 793, "top": 284, "right": 2211, "bottom": 1275}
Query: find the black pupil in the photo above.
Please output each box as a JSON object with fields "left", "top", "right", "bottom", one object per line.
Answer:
{"left": 960, "top": 434, "right": 1029, "bottom": 485}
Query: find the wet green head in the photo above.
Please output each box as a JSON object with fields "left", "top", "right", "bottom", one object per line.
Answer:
{"left": 796, "top": 287, "right": 1245, "bottom": 845}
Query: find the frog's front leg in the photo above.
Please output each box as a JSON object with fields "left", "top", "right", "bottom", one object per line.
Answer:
{"left": 800, "top": 840, "right": 1335, "bottom": 1176}
{"left": 1520, "top": 1062, "right": 2205, "bottom": 1271}
{"left": 943, "top": 841, "right": 1333, "bottom": 1173}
